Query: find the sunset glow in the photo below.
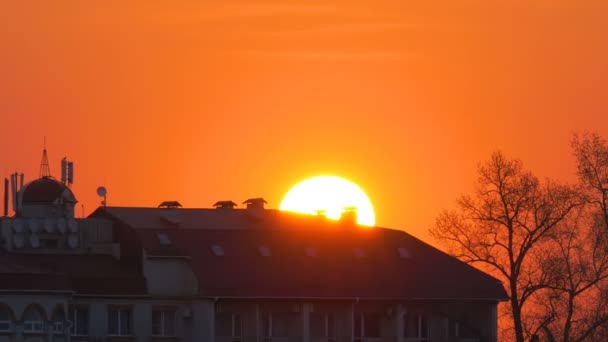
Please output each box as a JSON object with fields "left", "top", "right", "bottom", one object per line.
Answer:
{"left": 279, "top": 176, "right": 375, "bottom": 226}
{"left": 0, "top": 1, "right": 606, "bottom": 240}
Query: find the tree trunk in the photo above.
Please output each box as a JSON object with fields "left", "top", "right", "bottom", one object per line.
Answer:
{"left": 510, "top": 281, "right": 525, "bottom": 342}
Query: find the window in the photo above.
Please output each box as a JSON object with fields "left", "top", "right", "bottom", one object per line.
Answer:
{"left": 23, "top": 306, "right": 45, "bottom": 333}
{"left": 354, "top": 312, "right": 381, "bottom": 341}
{"left": 152, "top": 308, "right": 176, "bottom": 337}
{"left": 404, "top": 314, "right": 428, "bottom": 342}
{"left": 70, "top": 306, "right": 89, "bottom": 336}
{"left": 157, "top": 233, "right": 171, "bottom": 246}
{"left": 398, "top": 247, "right": 411, "bottom": 259}
{"left": 108, "top": 306, "right": 132, "bottom": 336}
{"left": 450, "top": 320, "right": 479, "bottom": 341}
{"left": 216, "top": 312, "right": 242, "bottom": 340}
{"left": 310, "top": 312, "right": 335, "bottom": 340}
{"left": 40, "top": 238, "right": 59, "bottom": 249}
{"left": 353, "top": 248, "right": 366, "bottom": 258}
{"left": 52, "top": 321, "right": 63, "bottom": 334}
{"left": 211, "top": 245, "right": 225, "bottom": 256}
{"left": 262, "top": 312, "right": 295, "bottom": 341}
{"left": 51, "top": 308, "right": 65, "bottom": 334}
{"left": 364, "top": 314, "right": 381, "bottom": 337}
{"left": 0, "top": 306, "right": 12, "bottom": 332}
{"left": 259, "top": 245, "right": 272, "bottom": 257}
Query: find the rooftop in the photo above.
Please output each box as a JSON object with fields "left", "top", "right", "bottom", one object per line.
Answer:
{"left": 94, "top": 206, "right": 508, "bottom": 301}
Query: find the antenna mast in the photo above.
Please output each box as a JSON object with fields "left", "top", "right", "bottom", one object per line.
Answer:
{"left": 40, "top": 138, "right": 51, "bottom": 178}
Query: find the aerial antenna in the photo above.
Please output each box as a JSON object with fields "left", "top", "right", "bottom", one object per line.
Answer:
{"left": 39, "top": 138, "right": 51, "bottom": 178}
{"left": 61, "top": 157, "right": 75, "bottom": 186}
{"left": 67, "top": 161, "right": 74, "bottom": 186}
{"left": 61, "top": 158, "right": 67, "bottom": 184}
{"left": 3, "top": 178, "right": 8, "bottom": 217}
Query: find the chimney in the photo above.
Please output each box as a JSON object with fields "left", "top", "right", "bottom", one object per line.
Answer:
{"left": 158, "top": 201, "right": 182, "bottom": 209}
{"left": 213, "top": 201, "right": 237, "bottom": 210}
{"left": 340, "top": 206, "right": 358, "bottom": 225}
{"left": 243, "top": 198, "right": 267, "bottom": 210}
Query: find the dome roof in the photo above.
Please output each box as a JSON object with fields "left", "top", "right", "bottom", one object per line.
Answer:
{"left": 21, "top": 177, "right": 77, "bottom": 204}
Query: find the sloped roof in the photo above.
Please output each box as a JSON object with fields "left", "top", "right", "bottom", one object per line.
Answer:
{"left": 0, "top": 253, "right": 146, "bottom": 295}
{"left": 96, "top": 207, "right": 508, "bottom": 301}
{"left": 91, "top": 206, "right": 286, "bottom": 230}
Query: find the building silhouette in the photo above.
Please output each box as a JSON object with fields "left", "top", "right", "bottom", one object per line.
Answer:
{"left": 0, "top": 153, "right": 507, "bottom": 342}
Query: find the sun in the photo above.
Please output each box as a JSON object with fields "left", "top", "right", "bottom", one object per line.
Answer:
{"left": 279, "top": 176, "right": 376, "bottom": 226}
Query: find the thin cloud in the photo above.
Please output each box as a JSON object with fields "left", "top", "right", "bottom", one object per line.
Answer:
{"left": 262, "top": 21, "right": 424, "bottom": 36}
{"left": 223, "top": 49, "right": 416, "bottom": 62}
{"left": 204, "top": 3, "right": 338, "bottom": 20}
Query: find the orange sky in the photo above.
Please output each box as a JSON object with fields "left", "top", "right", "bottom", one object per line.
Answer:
{"left": 1, "top": 0, "right": 607, "bottom": 242}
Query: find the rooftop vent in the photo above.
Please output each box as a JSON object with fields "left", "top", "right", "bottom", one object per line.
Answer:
{"left": 214, "top": 201, "right": 237, "bottom": 210}
{"left": 305, "top": 246, "right": 319, "bottom": 257}
{"left": 259, "top": 245, "right": 272, "bottom": 257}
{"left": 243, "top": 198, "right": 267, "bottom": 210}
{"left": 353, "top": 247, "right": 366, "bottom": 258}
{"left": 314, "top": 209, "right": 327, "bottom": 218}
{"left": 160, "top": 211, "right": 181, "bottom": 226}
{"left": 340, "top": 206, "right": 358, "bottom": 225}
{"left": 398, "top": 247, "right": 411, "bottom": 259}
{"left": 211, "top": 245, "right": 225, "bottom": 256}
{"left": 157, "top": 233, "right": 171, "bottom": 246}
{"left": 158, "top": 201, "right": 182, "bottom": 209}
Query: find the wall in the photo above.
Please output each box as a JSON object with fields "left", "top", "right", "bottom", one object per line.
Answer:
{"left": 0, "top": 295, "right": 499, "bottom": 342}
{"left": 142, "top": 256, "right": 198, "bottom": 297}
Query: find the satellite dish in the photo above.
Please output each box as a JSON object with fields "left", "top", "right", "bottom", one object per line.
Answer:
{"left": 96, "top": 186, "right": 107, "bottom": 197}
{"left": 30, "top": 234, "right": 40, "bottom": 248}
{"left": 67, "top": 233, "right": 79, "bottom": 249}
{"left": 13, "top": 233, "right": 24, "bottom": 249}
{"left": 67, "top": 218, "right": 78, "bottom": 233}
{"left": 28, "top": 218, "right": 40, "bottom": 233}
{"left": 12, "top": 219, "right": 23, "bottom": 233}
{"left": 44, "top": 218, "right": 54, "bottom": 233}
{"left": 57, "top": 218, "right": 67, "bottom": 233}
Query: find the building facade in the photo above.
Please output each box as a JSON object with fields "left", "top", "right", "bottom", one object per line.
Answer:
{"left": 0, "top": 161, "right": 507, "bottom": 342}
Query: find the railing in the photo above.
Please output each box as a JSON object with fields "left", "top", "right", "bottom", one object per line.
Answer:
{"left": 217, "top": 336, "right": 463, "bottom": 342}
{"left": 355, "top": 338, "right": 384, "bottom": 342}
{"left": 217, "top": 337, "right": 304, "bottom": 342}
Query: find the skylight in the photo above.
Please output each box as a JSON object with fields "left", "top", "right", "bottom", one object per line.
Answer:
{"left": 157, "top": 233, "right": 171, "bottom": 246}
{"left": 211, "top": 245, "right": 225, "bottom": 256}
{"left": 398, "top": 247, "right": 411, "bottom": 259}
{"left": 353, "top": 248, "right": 366, "bottom": 258}
{"left": 305, "top": 247, "right": 318, "bottom": 257}
{"left": 259, "top": 245, "right": 272, "bottom": 257}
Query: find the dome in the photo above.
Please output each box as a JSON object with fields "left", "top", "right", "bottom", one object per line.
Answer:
{"left": 21, "top": 177, "right": 77, "bottom": 204}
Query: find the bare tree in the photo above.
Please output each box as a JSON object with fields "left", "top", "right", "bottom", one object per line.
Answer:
{"left": 530, "top": 208, "right": 608, "bottom": 342}
{"left": 572, "top": 132, "right": 608, "bottom": 231}
{"left": 430, "top": 152, "right": 582, "bottom": 342}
